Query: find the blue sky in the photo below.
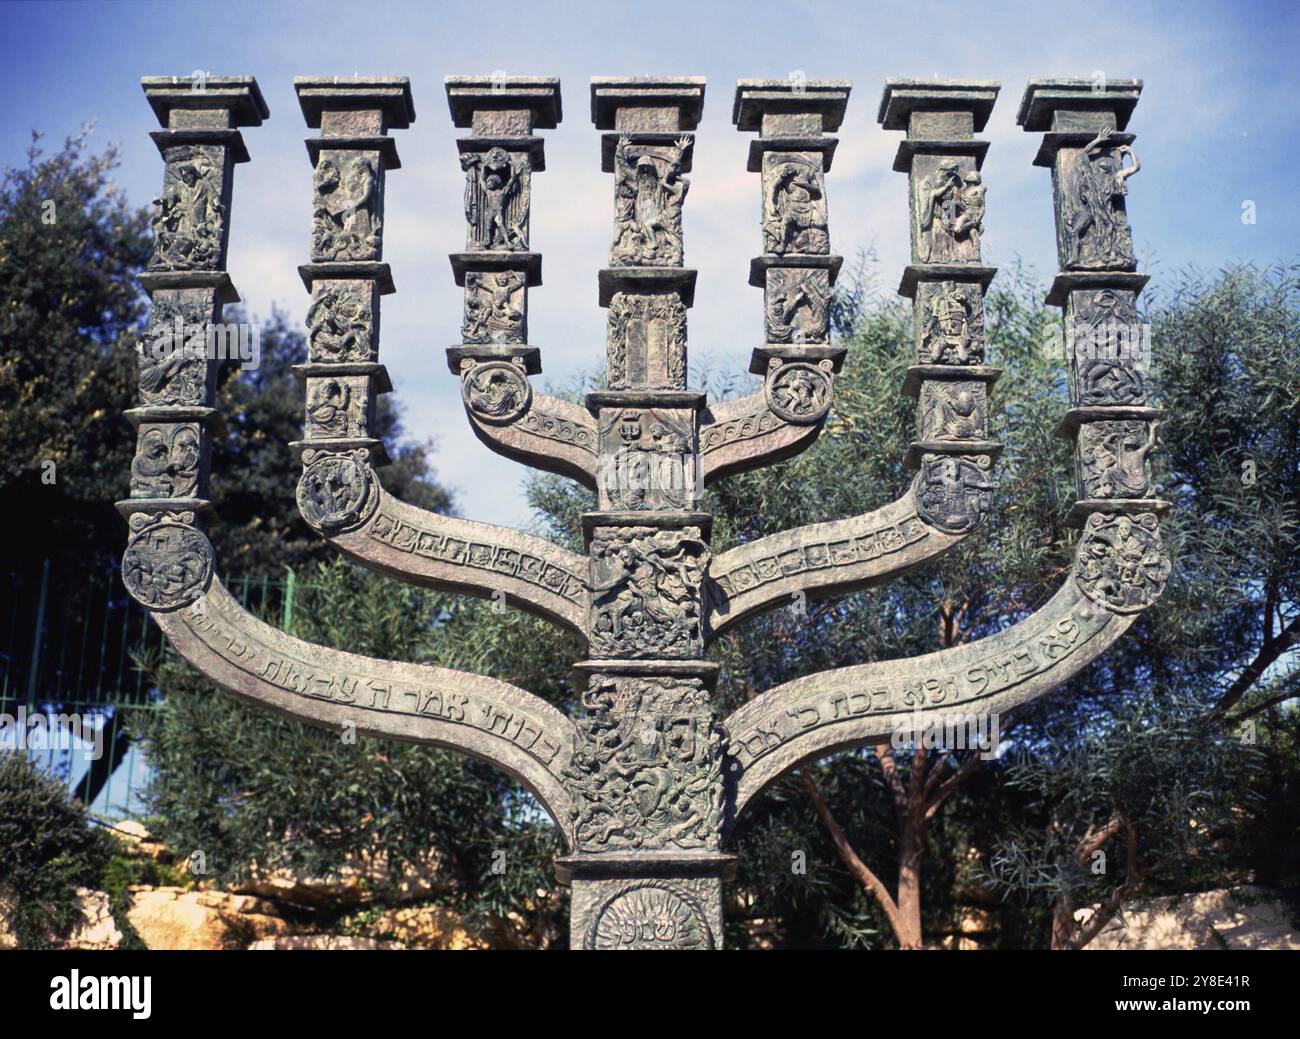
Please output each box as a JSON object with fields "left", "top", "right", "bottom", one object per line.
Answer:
{"left": 4, "top": 0, "right": 1297, "bottom": 527}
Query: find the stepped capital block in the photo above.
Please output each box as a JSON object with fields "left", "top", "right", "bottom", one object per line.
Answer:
{"left": 142, "top": 74, "right": 269, "bottom": 130}
{"left": 295, "top": 76, "right": 415, "bottom": 134}
{"left": 591, "top": 76, "right": 706, "bottom": 132}
{"left": 733, "top": 78, "right": 850, "bottom": 136}
{"left": 878, "top": 78, "right": 999, "bottom": 139}
{"left": 446, "top": 75, "right": 561, "bottom": 135}
{"left": 1017, "top": 77, "right": 1142, "bottom": 135}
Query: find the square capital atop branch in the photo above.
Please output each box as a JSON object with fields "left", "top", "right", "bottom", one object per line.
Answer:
{"left": 732, "top": 79, "right": 852, "bottom": 134}
{"left": 141, "top": 75, "right": 268, "bottom": 129}
{"left": 445, "top": 76, "right": 562, "bottom": 130}
{"left": 877, "top": 79, "right": 1000, "bottom": 136}
{"left": 294, "top": 77, "right": 416, "bottom": 130}
{"left": 590, "top": 76, "right": 706, "bottom": 131}
{"left": 1017, "top": 78, "right": 1143, "bottom": 132}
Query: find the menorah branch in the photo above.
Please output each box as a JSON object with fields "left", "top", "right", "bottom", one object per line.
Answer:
{"left": 725, "top": 543, "right": 1151, "bottom": 821}
{"left": 156, "top": 576, "right": 578, "bottom": 845}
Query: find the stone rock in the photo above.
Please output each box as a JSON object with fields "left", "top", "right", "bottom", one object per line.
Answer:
{"left": 111, "top": 819, "right": 171, "bottom": 861}
{"left": 62, "top": 889, "right": 124, "bottom": 950}
{"left": 248, "top": 935, "right": 406, "bottom": 950}
{"left": 233, "top": 846, "right": 446, "bottom": 908}
{"left": 354, "top": 904, "right": 487, "bottom": 950}
{"left": 0, "top": 886, "right": 122, "bottom": 950}
{"left": 127, "top": 886, "right": 291, "bottom": 950}
{"left": 1080, "top": 887, "right": 1300, "bottom": 950}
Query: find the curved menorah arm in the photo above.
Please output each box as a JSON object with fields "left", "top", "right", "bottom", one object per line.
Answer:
{"left": 122, "top": 76, "right": 579, "bottom": 847}
{"left": 708, "top": 83, "right": 1007, "bottom": 639}
{"left": 156, "top": 575, "right": 577, "bottom": 845}
{"left": 707, "top": 486, "right": 970, "bottom": 636}
{"left": 450, "top": 347, "right": 598, "bottom": 489}
{"left": 698, "top": 341, "right": 843, "bottom": 485}
{"left": 729, "top": 76, "right": 1168, "bottom": 824}
{"left": 725, "top": 512, "right": 1169, "bottom": 820}
{"left": 313, "top": 476, "right": 589, "bottom": 636}
{"left": 289, "top": 79, "right": 594, "bottom": 633}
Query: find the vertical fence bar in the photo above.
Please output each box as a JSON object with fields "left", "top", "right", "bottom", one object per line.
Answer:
{"left": 25, "top": 558, "right": 50, "bottom": 709}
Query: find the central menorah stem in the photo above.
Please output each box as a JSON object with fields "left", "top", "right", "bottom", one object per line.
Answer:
{"left": 558, "top": 77, "right": 732, "bottom": 950}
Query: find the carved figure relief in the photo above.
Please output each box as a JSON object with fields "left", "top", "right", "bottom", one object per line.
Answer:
{"left": 138, "top": 294, "right": 212, "bottom": 405}
{"left": 919, "top": 380, "right": 987, "bottom": 441}
{"left": 610, "top": 136, "right": 690, "bottom": 266}
{"left": 606, "top": 292, "right": 687, "bottom": 390}
{"left": 461, "top": 361, "right": 531, "bottom": 424}
{"left": 312, "top": 153, "right": 382, "bottom": 261}
{"left": 130, "top": 423, "right": 202, "bottom": 499}
{"left": 1072, "top": 288, "right": 1147, "bottom": 406}
{"left": 914, "top": 158, "right": 983, "bottom": 263}
{"left": 765, "top": 361, "right": 833, "bottom": 424}
{"left": 122, "top": 515, "right": 214, "bottom": 611}
{"left": 306, "top": 376, "right": 369, "bottom": 439}
{"left": 565, "top": 675, "right": 723, "bottom": 852}
{"left": 762, "top": 155, "right": 828, "bottom": 255}
{"left": 599, "top": 409, "right": 695, "bottom": 511}
{"left": 1077, "top": 420, "right": 1156, "bottom": 499}
{"left": 462, "top": 271, "right": 526, "bottom": 344}
{"left": 915, "top": 453, "right": 993, "bottom": 534}
{"left": 919, "top": 282, "right": 985, "bottom": 364}
{"left": 1063, "top": 133, "right": 1139, "bottom": 269}
{"left": 765, "top": 267, "right": 830, "bottom": 344}
{"left": 1075, "top": 512, "right": 1169, "bottom": 613}
{"left": 150, "top": 145, "right": 224, "bottom": 270}
{"left": 589, "top": 527, "right": 709, "bottom": 658}
{"left": 307, "top": 284, "right": 373, "bottom": 362}
{"left": 461, "top": 147, "right": 529, "bottom": 250}
{"left": 296, "top": 449, "right": 378, "bottom": 534}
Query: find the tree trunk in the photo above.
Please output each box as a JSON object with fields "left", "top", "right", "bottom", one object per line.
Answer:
{"left": 894, "top": 806, "right": 925, "bottom": 950}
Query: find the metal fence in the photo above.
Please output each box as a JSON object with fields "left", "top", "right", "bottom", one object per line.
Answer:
{"left": 0, "top": 560, "right": 296, "bottom": 821}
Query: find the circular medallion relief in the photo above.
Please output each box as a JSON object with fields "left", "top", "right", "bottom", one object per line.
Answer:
{"left": 1075, "top": 511, "right": 1170, "bottom": 614}
{"left": 765, "top": 362, "right": 832, "bottom": 424}
{"left": 122, "top": 521, "right": 214, "bottom": 611}
{"left": 297, "top": 452, "right": 378, "bottom": 534}
{"left": 588, "top": 881, "right": 713, "bottom": 951}
{"left": 462, "top": 361, "right": 531, "bottom": 424}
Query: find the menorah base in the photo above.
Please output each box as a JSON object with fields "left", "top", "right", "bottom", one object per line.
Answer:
{"left": 556, "top": 851, "right": 737, "bottom": 950}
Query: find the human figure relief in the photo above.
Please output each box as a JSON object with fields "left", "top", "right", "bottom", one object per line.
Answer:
{"left": 763, "top": 157, "right": 828, "bottom": 254}
{"left": 1065, "top": 132, "right": 1139, "bottom": 267}
{"left": 307, "top": 286, "right": 370, "bottom": 362}
{"left": 151, "top": 148, "right": 223, "bottom": 269}
{"left": 915, "top": 159, "right": 983, "bottom": 263}
{"left": 462, "top": 271, "right": 525, "bottom": 343}
{"left": 611, "top": 136, "right": 690, "bottom": 266}
{"left": 312, "top": 154, "right": 382, "bottom": 260}
{"left": 462, "top": 147, "right": 529, "bottom": 250}
{"left": 307, "top": 379, "right": 353, "bottom": 438}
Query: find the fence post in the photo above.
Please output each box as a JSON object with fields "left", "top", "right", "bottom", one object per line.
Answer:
{"left": 25, "top": 558, "right": 50, "bottom": 709}
{"left": 282, "top": 566, "right": 296, "bottom": 635}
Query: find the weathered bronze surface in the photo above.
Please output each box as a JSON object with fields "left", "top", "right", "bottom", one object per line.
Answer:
{"left": 122, "top": 73, "right": 1168, "bottom": 950}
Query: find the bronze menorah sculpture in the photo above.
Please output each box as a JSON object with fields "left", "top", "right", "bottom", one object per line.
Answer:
{"left": 120, "top": 72, "right": 1169, "bottom": 949}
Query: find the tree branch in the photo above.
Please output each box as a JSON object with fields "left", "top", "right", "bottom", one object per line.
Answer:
{"left": 798, "top": 767, "right": 905, "bottom": 941}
